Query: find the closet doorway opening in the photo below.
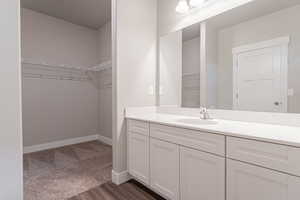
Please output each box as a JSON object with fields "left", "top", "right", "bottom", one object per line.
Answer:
{"left": 20, "top": 0, "right": 113, "bottom": 199}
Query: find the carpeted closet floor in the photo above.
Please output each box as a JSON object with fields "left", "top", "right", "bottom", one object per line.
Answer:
{"left": 24, "top": 140, "right": 165, "bottom": 200}
{"left": 23, "top": 141, "right": 113, "bottom": 200}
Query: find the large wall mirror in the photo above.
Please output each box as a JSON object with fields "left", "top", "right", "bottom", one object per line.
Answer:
{"left": 159, "top": 0, "right": 300, "bottom": 114}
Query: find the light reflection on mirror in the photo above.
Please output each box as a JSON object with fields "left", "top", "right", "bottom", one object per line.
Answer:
{"left": 159, "top": 0, "right": 300, "bottom": 114}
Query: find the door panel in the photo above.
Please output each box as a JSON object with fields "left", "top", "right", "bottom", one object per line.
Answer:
{"left": 227, "top": 159, "right": 300, "bottom": 200}
{"left": 150, "top": 138, "right": 179, "bottom": 200}
{"left": 180, "top": 146, "right": 225, "bottom": 200}
{"left": 128, "top": 133, "right": 149, "bottom": 185}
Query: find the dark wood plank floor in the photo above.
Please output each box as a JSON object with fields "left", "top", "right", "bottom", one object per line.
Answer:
{"left": 68, "top": 180, "right": 166, "bottom": 200}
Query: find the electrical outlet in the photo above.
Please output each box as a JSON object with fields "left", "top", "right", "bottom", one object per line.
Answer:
{"left": 288, "top": 88, "right": 294, "bottom": 96}
{"left": 159, "top": 86, "right": 164, "bottom": 95}
{"left": 148, "top": 85, "right": 154, "bottom": 95}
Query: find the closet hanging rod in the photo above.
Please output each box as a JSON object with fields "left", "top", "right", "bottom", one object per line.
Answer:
{"left": 22, "top": 60, "right": 112, "bottom": 72}
{"left": 22, "top": 72, "right": 90, "bottom": 81}
{"left": 22, "top": 61, "right": 88, "bottom": 71}
{"left": 88, "top": 60, "right": 112, "bottom": 72}
{"left": 182, "top": 72, "right": 200, "bottom": 77}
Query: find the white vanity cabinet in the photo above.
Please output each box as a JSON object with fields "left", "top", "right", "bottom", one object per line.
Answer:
{"left": 227, "top": 159, "right": 300, "bottom": 200}
{"left": 227, "top": 136, "right": 300, "bottom": 200}
{"left": 150, "top": 138, "right": 180, "bottom": 200}
{"left": 180, "top": 146, "right": 225, "bottom": 200}
{"left": 127, "top": 119, "right": 226, "bottom": 200}
{"left": 127, "top": 119, "right": 300, "bottom": 200}
{"left": 149, "top": 123, "right": 226, "bottom": 200}
{"left": 128, "top": 133, "right": 149, "bottom": 185}
{"left": 127, "top": 120, "right": 150, "bottom": 185}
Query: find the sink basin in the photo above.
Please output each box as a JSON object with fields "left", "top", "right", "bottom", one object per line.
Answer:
{"left": 176, "top": 118, "right": 218, "bottom": 125}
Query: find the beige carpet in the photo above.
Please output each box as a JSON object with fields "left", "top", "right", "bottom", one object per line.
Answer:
{"left": 23, "top": 141, "right": 112, "bottom": 200}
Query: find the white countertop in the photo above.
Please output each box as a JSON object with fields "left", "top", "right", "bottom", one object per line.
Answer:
{"left": 126, "top": 112, "right": 300, "bottom": 148}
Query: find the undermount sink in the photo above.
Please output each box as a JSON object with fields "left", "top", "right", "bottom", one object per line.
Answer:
{"left": 176, "top": 118, "right": 218, "bottom": 125}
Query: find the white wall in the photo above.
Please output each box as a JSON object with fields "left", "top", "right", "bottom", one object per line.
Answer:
{"left": 22, "top": 8, "right": 99, "bottom": 67}
{"left": 113, "top": 0, "right": 157, "bottom": 176}
{"left": 158, "top": 0, "right": 254, "bottom": 36}
{"left": 97, "top": 22, "right": 113, "bottom": 140}
{"left": 0, "top": 0, "right": 23, "bottom": 199}
{"left": 217, "top": 5, "right": 300, "bottom": 112}
{"left": 98, "top": 22, "right": 112, "bottom": 63}
{"left": 98, "top": 69, "right": 112, "bottom": 139}
{"left": 22, "top": 9, "right": 100, "bottom": 147}
{"left": 160, "top": 31, "right": 182, "bottom": 106}
{"left": 22, "top": 79, "right": 98, "bottom": 146}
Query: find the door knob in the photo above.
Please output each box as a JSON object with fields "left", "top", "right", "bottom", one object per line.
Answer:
{"left": 274, "top": 102, "right": 280, "bottom": 106}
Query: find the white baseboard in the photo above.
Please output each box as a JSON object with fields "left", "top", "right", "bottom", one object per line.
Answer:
{"left": 23, "top": 134, "right": 99, "bottom": 154}
{"left": 112, "top": 170, "right": 131, "bottom": 185}
{"left": 98, "top": 135, "right": 112, "bottom": 146}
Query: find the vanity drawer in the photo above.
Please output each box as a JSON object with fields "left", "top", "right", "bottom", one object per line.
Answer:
{"left": 150, "top": 123, "right": 225, "bottom": 156}
{"left": 127, "top": 120, "right": 149, "bottom": 136}
{"left": 227, "top": 137, "right": 300, "bottom": 176}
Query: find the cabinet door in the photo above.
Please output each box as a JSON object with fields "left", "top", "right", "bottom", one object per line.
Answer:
{"left": 150, "top": 138, "right": 179, "bottom": 200}
{"left": 180, "top": 147, "right": 225, "bottom": 200}
{"left": 227, "top": 159, "right": 300, "bottom": 200}
{"left": 128, "top": 133, "right": 149, "bottom": 185}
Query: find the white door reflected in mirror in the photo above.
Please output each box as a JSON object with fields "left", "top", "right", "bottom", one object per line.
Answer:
{"left": 232, "top": 37, "right": 289, "bottom": 113}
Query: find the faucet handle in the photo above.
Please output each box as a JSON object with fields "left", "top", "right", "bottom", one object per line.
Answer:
{"left": 200, "top": 107, "right": 207, "bottom": 113}
{"left": 200, "top": 107, "right": 210, "bottom": 120}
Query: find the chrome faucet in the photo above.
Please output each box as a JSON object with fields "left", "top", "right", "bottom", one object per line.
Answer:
{"left": 200, "top": 107, "right": 210, "bottom": 120}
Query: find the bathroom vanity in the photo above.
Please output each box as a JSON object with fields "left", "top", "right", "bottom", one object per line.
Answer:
{"left": 126, "top": 1, "right": 300, "bottom": 199}
{"left": 126, "top": 112, "right": 300, "bottom": 200}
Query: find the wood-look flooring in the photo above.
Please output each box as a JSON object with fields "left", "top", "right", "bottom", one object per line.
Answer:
{"left": 69, "top": 180, "right": 166, "bottom": 200}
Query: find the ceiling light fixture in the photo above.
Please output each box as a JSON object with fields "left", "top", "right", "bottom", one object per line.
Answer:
{"left": 189, "top": 0, "right": 206, "bottom": 7}
{"left": 176, "top": 0, "right": 190, "bottom": 14}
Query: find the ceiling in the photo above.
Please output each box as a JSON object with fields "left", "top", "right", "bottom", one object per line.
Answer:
{"left": 21, "top": 0, "right": 111, "bottom": 30}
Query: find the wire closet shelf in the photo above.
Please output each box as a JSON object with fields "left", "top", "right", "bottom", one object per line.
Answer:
{"left": 22, "top": 59, "right": 112, "bottom": 81}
